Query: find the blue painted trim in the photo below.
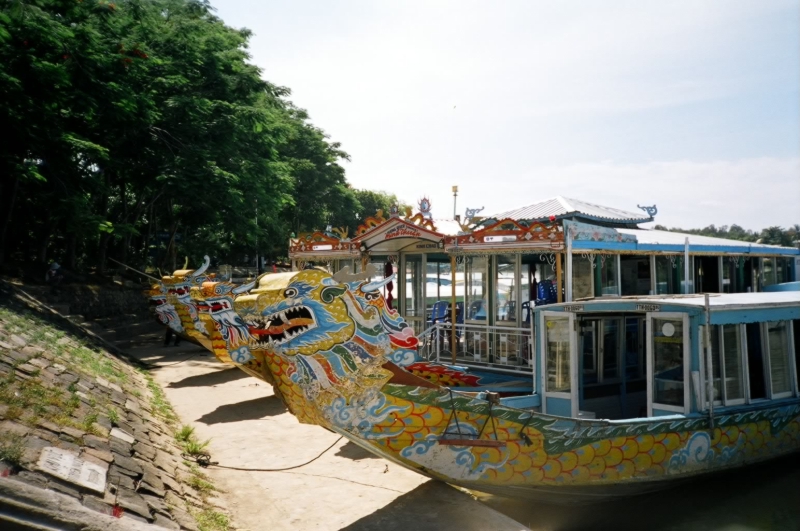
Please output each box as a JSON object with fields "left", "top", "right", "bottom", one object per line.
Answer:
{"left": 545, "top": 397, "right": 572, "bottom": 417}
{"left": 711, "top": 307, "right": 800, "bottom": 324}
{"left": 499, "top": 394, "right": 542, "bottom": 408}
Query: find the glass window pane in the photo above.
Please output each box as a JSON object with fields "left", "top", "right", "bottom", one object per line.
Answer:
{"left": 746, "top": 322, "right": 766, "bottom": 399}
{"left": 625, "top": 318, "right": 643, "bottom": 379}
{"left": 652, "top": 318, "right": 684, "bottom": 407}
{"left": 465, "top": 256, "right": 487, "bottom": 321}
{"left": 620, "top": 255, "right": 651, "bottom": 296}
{"left": 768, "top": 321, "right": 791, "bottom": 396}
{"left": 656, "top": 256, "right": 689, "bottom": 295}
{"left": 603, "top": 319, "right": 620, "bottom": 380}
{"left": 580, "top": 321, "right": 597, "bottom": 384}
{"left": 520, "top": 261, "right": 532, "bottom": 322}
{"left": 496, "top": 255, "right": 516, "bottom": 322}
{"left": 708, "top": 325, "right": 722, "bottom": 402}
{"left": 722, "top": 324, "right": 744, "bottom": 402}
{"left": 599, "top": 256, "right": 618, "bottom": 295}
{"left": 572, "top": 256, "right": 593, "bottom": 299}
{"left": 546, "top": 317, "right": 571, "bottom": 392}
{"left": 404, "top": 254, "right": 423, "bottom": 318}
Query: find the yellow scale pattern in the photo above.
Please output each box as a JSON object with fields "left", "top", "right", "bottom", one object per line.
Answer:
{"left": 361, "top": 393, "right": 800, "bottom": 486}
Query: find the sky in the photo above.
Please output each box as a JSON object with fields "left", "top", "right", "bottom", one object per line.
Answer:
{"left": 213, "top": 0, "right": 800, "bottom": 230}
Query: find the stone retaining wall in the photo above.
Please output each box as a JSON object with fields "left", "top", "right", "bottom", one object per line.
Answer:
{"left": 0, "top": 305, "right": 211, "bottom": 530}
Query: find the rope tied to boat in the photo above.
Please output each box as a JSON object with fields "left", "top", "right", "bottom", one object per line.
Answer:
{"left": 182, "top": 435, "right": 344, "bottom": 472}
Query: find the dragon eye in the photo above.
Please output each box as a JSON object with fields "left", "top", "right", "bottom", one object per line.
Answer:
{"left": 284, "top": 287, "right": 298, "bottom": 298}
{"left": 364, "top": 292, "right": 379, "bottom": 301}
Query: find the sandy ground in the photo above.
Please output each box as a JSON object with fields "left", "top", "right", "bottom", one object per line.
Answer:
{"left": 124, "top": 331, "right": 528, "bottom": 531}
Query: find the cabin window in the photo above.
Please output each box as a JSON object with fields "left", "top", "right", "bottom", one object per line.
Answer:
{"left": 404, "top": 254, "right": 424, "bottom": 320}
{"left": 495, "top": 254, "right": 517, "bottom": 322}
{"left": 746, "top": 322, "right": 767, "bottom": 400}
{"left": 655, "top": 256, "right": 691, "bottom": 295}
{"left": 767, "top": 321, "right": 792, "bottom": 397}
{"left": 465, "top": 256, "right": 488, "bottom": 321}
{"left": 722, "top": 324, "right": 745, "bottom": 402}
{"left": 652, "top": 317, "right": 685, "bottom": 407}
{"left": 572, "top": 255, "right": 593, "bottom": 299}
{"left": 620, "top": 255, "right": 651, "bottom": 296}
{"left": 602, "top": 319, "right": 621, "bottom": 380}
{"left": 706, "top": 324, "right": 745, "bottom": 405}
{"left": 625, "top": 317, "right": 645, "bottom": 379}
{"left": 545, "top": 316, "right": 571, "bottom": 392}
{"left": 722, "top": 256, "right": 755, "bottom": 293}
{"left": 794, "top": 320, "right": 800, "bottom": 394}
{"left": 596, "top": 255, "right": 618, "bottom": 296}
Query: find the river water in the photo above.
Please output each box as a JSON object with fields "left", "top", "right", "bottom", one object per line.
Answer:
{"left": 476, "top": 452, "right": 800, "bottom": 531}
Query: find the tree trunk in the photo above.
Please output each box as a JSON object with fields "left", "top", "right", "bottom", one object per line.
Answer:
{"left": 0, "top": 175, "right": 20, "bottom": 266}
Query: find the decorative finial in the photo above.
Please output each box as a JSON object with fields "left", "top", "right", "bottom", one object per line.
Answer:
{"left": 418, "top": 197, "right": 432, "bottom": 219}
{"left": 637, "top": 204, "right": 657, "bottom": 217}
{"left": 464, "top": 206, "right": 484, "bottom": 221}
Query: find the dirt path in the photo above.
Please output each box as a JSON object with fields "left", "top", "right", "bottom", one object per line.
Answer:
{"left": 124, "top": 331, "right": 527, "bottom": 531}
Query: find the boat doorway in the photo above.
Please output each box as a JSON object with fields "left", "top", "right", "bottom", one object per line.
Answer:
{"left": 577, "top": 315, "right": 647, "bottom": 420}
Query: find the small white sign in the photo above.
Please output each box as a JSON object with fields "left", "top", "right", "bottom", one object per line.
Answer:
{"left": 311, "top": 244, "right": 333, "bottom": 251}
{"left": 636, "top": 304, "right": 661, "bottom": 312}
{"left": 110, "top": 428, "right": 135, "bottom": 444}
{"left": 563, "top": 305, "right": 584, "bottom": 312}
{"left": 38, "top": 447, "right": 107, "bottom": 493}
{"left": 483, "top": 235, "right": 517, "bottom": 243}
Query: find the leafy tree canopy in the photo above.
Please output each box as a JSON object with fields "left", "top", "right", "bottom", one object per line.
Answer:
{"left": 0, "top": 0, "right": 406, "bottom": 276}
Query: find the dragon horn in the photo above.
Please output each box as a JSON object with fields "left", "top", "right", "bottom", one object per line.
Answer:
{"left": 361, "top": 273, "right": 395, "bottom": 292}
{"left": 191, "top": 255, "right": 211, "bottom": 278}
{"left": 232, "top": 280, "right": 257, "bottom": 295}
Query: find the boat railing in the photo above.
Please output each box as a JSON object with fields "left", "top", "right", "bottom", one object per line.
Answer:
{"left": 424, "top": 322, "right": 533, "bottom": 375}
{"left": 416, "top": 323, "right": 442, "bottom": 361}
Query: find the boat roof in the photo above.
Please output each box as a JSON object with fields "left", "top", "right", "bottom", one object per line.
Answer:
{"left": 552, "top": 291, "right": 800, "bottom": 310}
{"left": 489, "top": 196, "right": 652, "bottom": 225}
{"left": 616, "top": 228, "right": 794, "bottom": 251}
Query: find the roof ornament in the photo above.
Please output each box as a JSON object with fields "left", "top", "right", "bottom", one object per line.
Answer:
{"left": 637, "top": 204, "right": 658, "bottom": 217}
{"left": 418, "top": 197, "right": 433, "bottom": 219}
{"left": 457, "top": 206, "right": 485, "bottom": 234}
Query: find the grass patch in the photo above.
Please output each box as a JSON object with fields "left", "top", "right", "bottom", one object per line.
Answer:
{"left": 144, "top": 373, "right": 178, "bottom": 425}
{"left": 193, "top": 508, "right": 231, "bottom": 531}
{"left": 187, "top": 474, "right": 215, "bottom": 496}
{"left": 175, "top": 425, "right": 195, "bottom": 443}
{"left": 0, "top": 433, "right": 25, "bottom": 467}
{"left": 107, "top": 406, "right": 120, "bottom": 425}
{"left": 183, "top": 439, "right": 210, "bottom": 457}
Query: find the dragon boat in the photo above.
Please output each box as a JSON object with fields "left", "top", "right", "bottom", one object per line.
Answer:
{"left": 149, "top": 258, "right": 800, "bottom": 502}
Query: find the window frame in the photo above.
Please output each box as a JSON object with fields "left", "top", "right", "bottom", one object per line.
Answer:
{"left": 647, "top": 312, "right": 690, "bottom": 415}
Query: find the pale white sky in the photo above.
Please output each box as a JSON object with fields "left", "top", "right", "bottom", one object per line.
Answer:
{"left": 214, "top": 0, "right": 799, "bottom": 230}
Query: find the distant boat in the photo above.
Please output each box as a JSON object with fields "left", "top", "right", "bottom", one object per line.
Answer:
{"left": 151, "top": 261, "right": 800, "bottom": 502}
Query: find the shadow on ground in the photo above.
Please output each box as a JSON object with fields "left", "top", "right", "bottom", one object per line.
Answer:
{"left": 196, "top": 395, "right": 286, "bottom": 424}
{"left": 334, "top": 441, "right": 380, "bottom": 461}
{"left": 167, "top": 367, "right": 248, "bottom": 388}
{"left": 340, "top": 481, "right": 525, "bottom": 531}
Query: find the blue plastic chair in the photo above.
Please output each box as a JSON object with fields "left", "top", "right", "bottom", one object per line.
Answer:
{"left": 430, "top": 301, "right": 450, "bottom": 325}
{"left": 535, "top": 280, "right": 558, "bottom": 306}
{"left": 521, "top": 301, "right": 532, "bottom": 323}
